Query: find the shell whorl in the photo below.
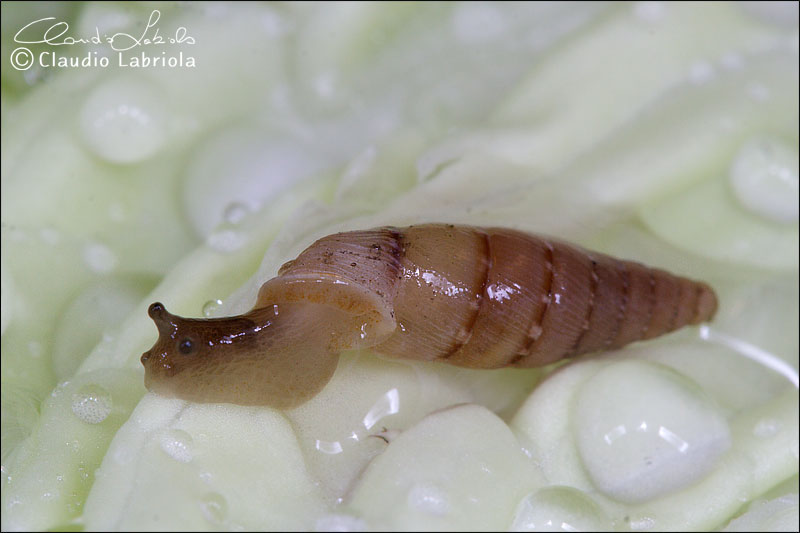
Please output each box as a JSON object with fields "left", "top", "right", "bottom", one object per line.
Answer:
{"left": 257, "top": 224, "right": 717, "bottom": 368}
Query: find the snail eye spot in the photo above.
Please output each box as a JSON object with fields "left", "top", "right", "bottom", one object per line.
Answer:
{"left": 178, "top": 338, "right": 195, "bottom": 355}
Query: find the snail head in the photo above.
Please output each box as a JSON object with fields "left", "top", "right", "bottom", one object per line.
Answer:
{"left": 141, "top": 302, "right": 258, "bottom": 400}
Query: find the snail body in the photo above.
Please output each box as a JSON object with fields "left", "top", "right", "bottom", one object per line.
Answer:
{"left": 141, "top": 224, "right": 717, "bottom": 408}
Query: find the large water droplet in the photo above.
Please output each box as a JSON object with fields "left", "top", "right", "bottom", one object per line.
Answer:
{"left": 729, "top": 136, "right": 799, "bottom": 223}
{"left": 159, "top": 429, "right": 194, "bottom": 463}
{"left": 573, "top": 360, "right": 731, "bottom": 504}
{"left": 71, "top": 384, "right": 112, "bottom": 424}
{"left": 80, "top": 77, "right": 167, "bottom": 164}
{"left": 510, "top": 486, "right": 613, "bottom": 532}
{"left": 199, "top": 492, "right": 228, "bottom": 526}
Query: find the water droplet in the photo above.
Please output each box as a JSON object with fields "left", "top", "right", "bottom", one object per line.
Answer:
{"left": 729, "top": 136, "right": 799, "bottom": 223}
{"left": 573, "top": 360, "right": 731, "bottom": 504}
{"left": 407, "top": 483, "right": 449, "bottom": 516}
{"left": 71, "top": 384, "right": 112, "bottom": 424}
{"left": 510, "top": 486, "right": 613, "bottom": 532}
{"left": 202, "top": 299, "right": 224, "bottom": 318}
{"left": 206, "top": 229, "right": 248, "bottom": 253}
{"left": 362, "top": 388, "right": 400, "bottom": 430}
{"left": 80, "top": 77, "right": 166, "bottom": 164}
{"left": 314, "top": 514, "right": 367, "bottom": 532}
{"left": 222, "top": 202, "right": 250, "bottom": 225}
{"left": 41, "top": 489, "right": 59, "bottom": 501}
{"left": 83, "top": 242, "right": 118, "bottom": 273}
{"left": 753, "top": 418, "right": 781, "bottom": 438}
{"left": 159, "top": 429, "right": 194, "bottom": 463}
{"left": 199, "top": 492, "right": 228, "bottom": 526}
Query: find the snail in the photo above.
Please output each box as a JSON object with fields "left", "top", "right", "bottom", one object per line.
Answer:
{"left": 141, "top": 224, "right": 718, "bottom": 409}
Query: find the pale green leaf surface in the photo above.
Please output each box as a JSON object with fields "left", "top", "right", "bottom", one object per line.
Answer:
{"left": 1, "top": 2, "right": 798, "bottom": 531}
